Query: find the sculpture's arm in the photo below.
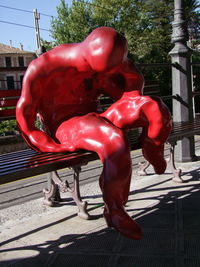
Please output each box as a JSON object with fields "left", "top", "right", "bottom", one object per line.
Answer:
{"left": 140, "top": 98, "right": 172, "bottom": 174}
{"left": 119, "top": 59, "right": 144, "bottom": 93}
{"left": 16, "top": 62, "right": 74, "bottom": 153}
{"left": 97, "top": 60, "right": 144, "bottom": 100}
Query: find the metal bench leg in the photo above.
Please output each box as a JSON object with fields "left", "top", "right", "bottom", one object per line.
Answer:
{"left": 168, "top": 141, "right": 183, "bottom": 183}
{"left": 68, "top": 166, "right": 90, "bottom": 220}
{"left": 137, "top": 160, "right": 150, "bottom": 176}
{"left": 43, "top": 167, "right": 90, "bottom": 219}
{"left": 43, "top": 171, "right": 68, "bottom": 206}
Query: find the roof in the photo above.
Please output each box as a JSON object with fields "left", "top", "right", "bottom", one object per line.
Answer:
{"left": 0, "top": 43, "right": 35, "bottom": 55}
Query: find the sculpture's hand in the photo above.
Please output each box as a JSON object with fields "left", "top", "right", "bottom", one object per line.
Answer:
{"left": 141, "top": 135, "right": 167, "bottom": 174}
{"left": 23, "top": 130, "right": 75, "bottom": 153}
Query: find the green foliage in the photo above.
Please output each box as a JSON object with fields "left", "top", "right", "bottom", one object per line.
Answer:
{"left": 67, "top": 0, "right": 174, "bottom": 63}
{"left": 50, "top": 0, "right": 199, "bottom": 61}
{"left": 193, "top": 50, "right": 200, "bottom": 92}
{"left": 0, "top": 118, "right": 44, "bottom": 136}
{"left": 184, "top": 0, "right": 200, "bottom": 48}
{"left": 40, "top": 38, "right": 55, "bottom": 51}
{"left": 51, "top": 0, "right": 94, "bottom": 44}
{"left": 0, "top": 120, "right": 18, "bottom": 136}
{"left": 192, "top": 50, "right": 200, "bottom": 113}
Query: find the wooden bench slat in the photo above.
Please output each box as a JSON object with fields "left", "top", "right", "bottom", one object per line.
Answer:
{"left": 0, "top": 151, "right": 97, "bottom": 184}
{"left": 0, "top": 150, "right": 88, "bottom": 166}
{"left": 0, "top": 140, "right": 141, "bottom": 168}
{"left": 0, "top": 149, "right": 37, "bottom": 161}
{"left": 172, "top": 122, "right": 200, "bottom": 132}
{"left": 0, "top": 154, "right": 84, "bottom": 174}
{"left": 0, "top": 148, "right": 33, "bottom": 157}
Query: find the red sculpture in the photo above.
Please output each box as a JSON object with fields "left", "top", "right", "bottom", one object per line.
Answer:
{"left": 16, "top": 27, "right": 172, "bottom": 240}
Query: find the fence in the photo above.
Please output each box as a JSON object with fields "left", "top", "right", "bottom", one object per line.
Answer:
{"left": 0, "top": 62, "right": 199, "bottom": 118}
{"left": 192, "top": 62, "right": 200, "bottom": 115}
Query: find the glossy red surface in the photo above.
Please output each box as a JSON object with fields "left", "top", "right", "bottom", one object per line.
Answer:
{"left": 16, "top": 27, "right": 172, "bottom": 239}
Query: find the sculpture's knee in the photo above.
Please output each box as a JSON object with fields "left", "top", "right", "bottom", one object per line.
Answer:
{"left": 102, "top": 129, "right": 129, "bottom": 158}
{"left": 101, "top": 129, "right": 132, "bottom": 178}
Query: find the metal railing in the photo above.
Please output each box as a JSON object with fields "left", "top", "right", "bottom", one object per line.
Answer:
{"left": 0, "top": 62, "right": 199, "bottom": 114}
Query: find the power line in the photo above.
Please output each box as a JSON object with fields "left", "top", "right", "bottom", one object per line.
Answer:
{"left": 0, "top": 20, "right": 50, "bottom": 32}
{"left": 0, "top": 4, "right": 55, "bottom": 18}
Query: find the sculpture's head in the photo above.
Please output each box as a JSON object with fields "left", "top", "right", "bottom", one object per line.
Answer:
{"left": 83, "top": 27, "right": 128, "bottom": 72}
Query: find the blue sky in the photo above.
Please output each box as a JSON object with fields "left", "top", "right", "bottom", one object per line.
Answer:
{"left": 1, "top": 0, "right": 200, "bottom": 52}
{"left": 0, "top": 0, "right": 72, "bottom": 52}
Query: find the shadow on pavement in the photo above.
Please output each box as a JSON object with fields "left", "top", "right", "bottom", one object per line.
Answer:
{"left": 0, "top": 168, "right": 200, "bottom": 267}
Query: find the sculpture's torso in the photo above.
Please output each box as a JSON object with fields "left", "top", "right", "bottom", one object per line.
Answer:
{"left": 36, "top": 67, "right": 125, "bottom": 136}
{"left": 20, "top": 41, "right": 144, "bottom": 137}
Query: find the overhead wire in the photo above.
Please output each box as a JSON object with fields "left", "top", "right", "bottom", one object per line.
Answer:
{"left": 0, "top": 4, "right": 52, "bottom": 32}
{"left": 0, "top": 1, "right": 113, "bottom": 32}
{"left": 0, "top": 20, "right": 50, "bottom": 32}
{"left": 0, "top": 4, "right": 55, "bottom": 17}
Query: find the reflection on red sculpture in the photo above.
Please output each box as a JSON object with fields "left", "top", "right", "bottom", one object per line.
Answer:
{"left": 16, "top": 27, "right": 172, "bottom": 240}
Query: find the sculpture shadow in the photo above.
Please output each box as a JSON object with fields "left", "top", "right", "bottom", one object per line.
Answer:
{"left": 1, "top": 169, "right": 200, "bottom": 267}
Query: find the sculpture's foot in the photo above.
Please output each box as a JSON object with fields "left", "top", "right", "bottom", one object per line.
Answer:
{"left": 104, "top": 208, "right": 142, "bottom": 240}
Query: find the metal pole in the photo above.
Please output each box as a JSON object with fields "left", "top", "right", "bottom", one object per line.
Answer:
{"left": 33, "top": 9, "right": 42, "bottom": 56}
{"left": 169, "top": 0, "right": 196, "bottom": 162}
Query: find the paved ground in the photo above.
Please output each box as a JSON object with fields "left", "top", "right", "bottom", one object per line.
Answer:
{"left": 0, "top": 149, "right": 200, "bottom": 266}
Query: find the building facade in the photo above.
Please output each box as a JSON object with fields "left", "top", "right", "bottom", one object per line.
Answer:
{"left": 0, "top": 43, "right": 36, "bottom": 90}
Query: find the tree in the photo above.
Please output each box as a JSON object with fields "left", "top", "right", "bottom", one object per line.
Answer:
{"left": 91, "top": 0, "right": 175, "bottom": 62}
{"left": 40, "top": 39, "right": 55, "bottom": 51}
{"left": 51, "top": 0, "right": 94, "bottom": 45}
{"left": 184, "top": 0, "right": 200, "bottom": 48}
{"left": 50, "top": 0, "right": 199, "bottom": 59}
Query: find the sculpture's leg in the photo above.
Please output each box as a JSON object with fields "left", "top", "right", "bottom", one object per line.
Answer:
{"left": 99, "top": 142, "right": 142, "bottom": 240}
{"left": 95, "top": 129, "right": 142, "bottom": 240}
{"left": 137, "top": 161, "right": 150, "bottom": 176}
{"left": 56, "top": 113, "right": 142, "bottom": 239}
{"left": 167, "top": 141, "right": 183, "bottom": 183}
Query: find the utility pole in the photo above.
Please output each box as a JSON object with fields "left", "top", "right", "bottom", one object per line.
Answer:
{"left": 33, "top": 9, "right": 42, "bottom": 56}
{"left": 169, "top": 0, "right": 196, "bottom": 162}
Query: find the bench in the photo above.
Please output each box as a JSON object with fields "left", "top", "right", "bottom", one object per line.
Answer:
{"left": 1, "top": 85, "right": 200, "bottom": 220}
{"left": 136, "top": 119, "right": 200, "bottom": 182}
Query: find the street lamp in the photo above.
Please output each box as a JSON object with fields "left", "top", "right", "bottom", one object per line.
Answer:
{"left": 169, "top": 0, "right": 196, "bottom": 162}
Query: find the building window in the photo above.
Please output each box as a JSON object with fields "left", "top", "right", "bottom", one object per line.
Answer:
{"left": 6, "top": 76, "right": 15, "bottom": 89}
{"left": 19, "top": 75, "right": 24, "bottom": 88}
{"left": 18, "top": 56, "right": 24, "bottom": 67}
{"left": 5, "top": 57, "right": 12, "bottom": 67}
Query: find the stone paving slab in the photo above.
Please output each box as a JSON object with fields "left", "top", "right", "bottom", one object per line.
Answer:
{"left": 0, "top": 159, "right": 200, "bottom": 266}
